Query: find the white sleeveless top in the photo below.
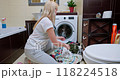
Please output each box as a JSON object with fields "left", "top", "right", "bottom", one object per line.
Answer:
{"left": 25, "top": 17, "right": 53, "bottom": 50}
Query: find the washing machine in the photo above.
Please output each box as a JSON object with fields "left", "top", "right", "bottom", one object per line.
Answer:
{"left": 55, "top": 15, "right": 78, "bottom": 43}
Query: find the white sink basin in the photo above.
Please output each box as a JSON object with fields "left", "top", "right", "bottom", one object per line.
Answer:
{"left": 32, "top": 13, "right": 41, "bottom": 20}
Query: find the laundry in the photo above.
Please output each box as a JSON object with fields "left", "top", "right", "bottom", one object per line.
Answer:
{"left": 49, "top": 42, "right": 82, "bottom": 64}
{"left": 62, "top": 47, "right": 73, "bottom": 58}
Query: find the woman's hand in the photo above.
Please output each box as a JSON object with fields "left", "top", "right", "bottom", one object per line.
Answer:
{"left": 63, "top": 43, "right": 70, "bottom": 50}
{"left": 57, "top": 36, "right": 66, "bottom": 41}
{"left": 47, "top": 28, "right": 69, "bottom": 49}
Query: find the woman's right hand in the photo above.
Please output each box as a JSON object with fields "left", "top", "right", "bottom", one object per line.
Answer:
{"left": 63, "top": 43, "right": 70, "bottom": 50}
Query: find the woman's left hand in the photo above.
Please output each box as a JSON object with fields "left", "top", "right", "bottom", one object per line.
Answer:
{"left": 57, "top": 36, "right": 66, "bottom": 41}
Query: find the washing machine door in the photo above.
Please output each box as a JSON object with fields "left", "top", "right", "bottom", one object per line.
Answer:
{"left": 56, "top": 21, "right": 75, "bottom": 43}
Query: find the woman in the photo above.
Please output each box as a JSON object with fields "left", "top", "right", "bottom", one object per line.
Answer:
{"left": 24, "top": 1, "right": 70, "bottom": 64}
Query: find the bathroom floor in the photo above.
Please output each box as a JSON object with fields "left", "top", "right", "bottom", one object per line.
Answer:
{"left": 1, "top": 48, "right": 86, "bottom": 64}
{"left": 13, "top": 52, "right": 86, "bottom": 64}
{"left": 13, "top": 53, "right": 86, "bottom": 64}
{"left": 2, "top": 49, "right": 24, "bottom": 64}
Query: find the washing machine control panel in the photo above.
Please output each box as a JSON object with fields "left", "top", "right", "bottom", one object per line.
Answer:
{"left": 56, "top": 16, "right": 77, "bottom": 21}
{"left": 63, "top": 17, "right": 74, "bottom": 20}
{"left": 69, "top": 17, "right": 74, "bottom": 19}
{"left": 64, "top": 17, "right": 66, "bottom": 19}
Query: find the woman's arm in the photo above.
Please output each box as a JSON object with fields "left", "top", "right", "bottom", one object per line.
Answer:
{"left": 47, "top": 28, "right": 70, "bottom": 49}
{"left": 56, "top": 36, "right": 66, "bottom": 41}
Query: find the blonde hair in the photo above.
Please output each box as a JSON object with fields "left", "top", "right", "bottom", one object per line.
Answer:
{"left": 33, "top": 1, "right": 58, "bottom": 30}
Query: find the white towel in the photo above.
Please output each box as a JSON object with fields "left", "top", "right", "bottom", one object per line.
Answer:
{"left": 62, "top": 47, "right": 73, "bottom": 58}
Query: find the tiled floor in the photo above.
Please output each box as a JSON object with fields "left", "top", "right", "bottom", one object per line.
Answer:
{"left": 13, "top": 53, "right": 26, "bottom": 64}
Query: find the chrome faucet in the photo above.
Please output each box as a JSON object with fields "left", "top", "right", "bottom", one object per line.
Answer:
{"left": 40, "top": 9, "right": 43, "bottom": 14}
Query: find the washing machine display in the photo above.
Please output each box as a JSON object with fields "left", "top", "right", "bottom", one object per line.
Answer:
{"left": 57, "top": 23, "right": 73, "bottom": 39}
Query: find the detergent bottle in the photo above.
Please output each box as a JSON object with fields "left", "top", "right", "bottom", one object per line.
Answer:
{"left": 111, "top": 23, "right": 117, "bottom": 44}
{"left": 2, "top": 18, "right": 6, "bottom": 28}
{"left": 114, "top": 30, "right": 120, "bottom": 44}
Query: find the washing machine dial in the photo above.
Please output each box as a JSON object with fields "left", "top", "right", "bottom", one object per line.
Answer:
{"left": 64, "top": 17, "right": 66, "bottom": 20}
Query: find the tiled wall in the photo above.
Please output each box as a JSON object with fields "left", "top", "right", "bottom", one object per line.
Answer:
{"left": 0, "top": 0, "right": 9, "bottom": 22}
{"left": 0, "top": 0, "right": 83, "bottom": 42}
{"left": 0, "top": 0, "right": 70, "bottom": 27}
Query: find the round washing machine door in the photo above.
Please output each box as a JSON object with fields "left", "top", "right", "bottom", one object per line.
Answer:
{"left": 56, "top": 21, "right": 75, "bottom": 43}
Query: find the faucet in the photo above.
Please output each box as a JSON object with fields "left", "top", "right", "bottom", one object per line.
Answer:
{"left": 40, "top": 9, "right": 42, "bottom": 14}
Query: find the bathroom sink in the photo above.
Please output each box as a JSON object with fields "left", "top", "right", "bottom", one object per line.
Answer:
{"left": 32, "top": 13, "right": 41, "bottom": 20}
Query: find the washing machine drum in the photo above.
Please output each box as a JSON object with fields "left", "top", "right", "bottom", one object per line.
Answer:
{"left": 56, "top": 23, "right": 74, "bottom": 39}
